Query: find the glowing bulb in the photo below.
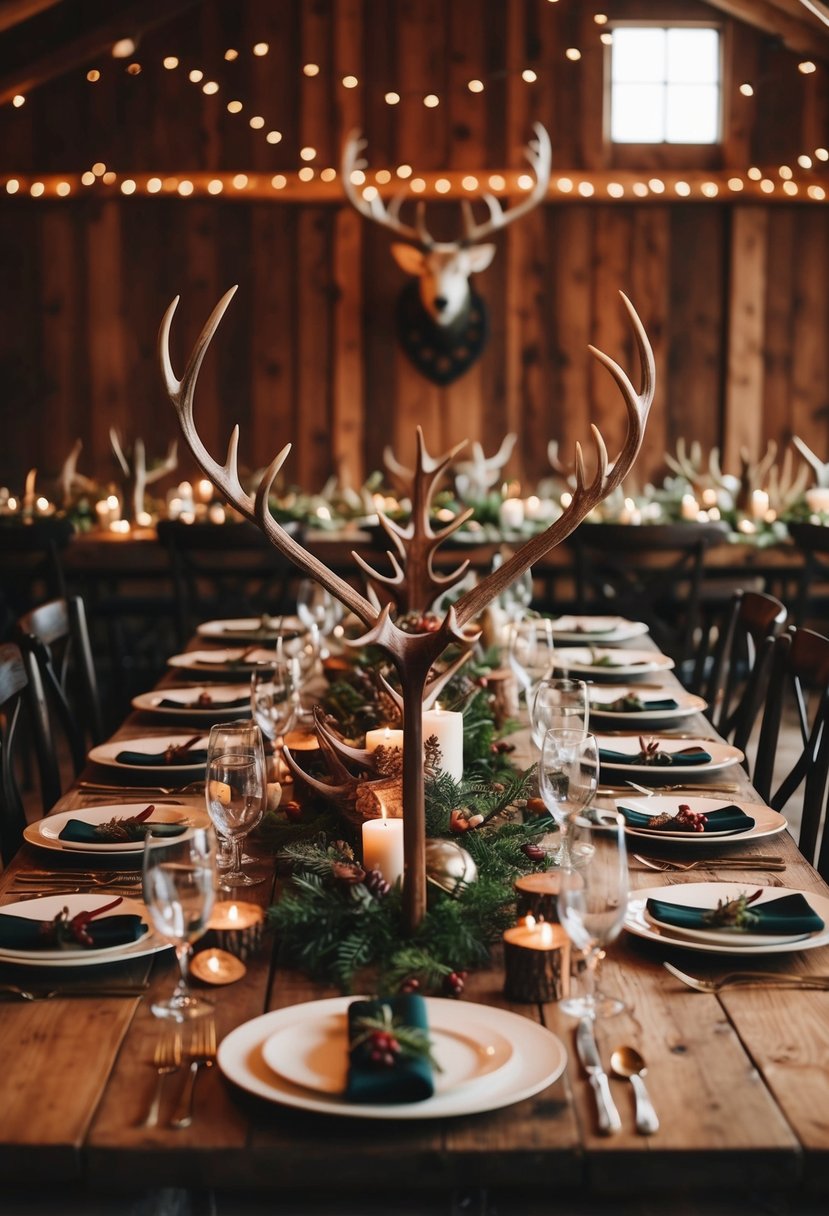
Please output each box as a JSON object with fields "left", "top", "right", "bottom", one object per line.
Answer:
{"left": 6, "top": 178, "right": 19, "bottom": 194}
{"left": 565, "top": 48, "right": 582, "bottom": 61}
{"left": 727, "top": 177, "right": 744, "bottom": 191}
{"left": 701, "top": 181, "right": 719, "bottom": 197}
{"left": 798, "top": 155, "right": 813, "bottom": 169}
{"left": 739, "top": 82, "right": 754, "bottom": 97}
{"left": 385, "top": 91, "right": 400, "bottom": 105}
{"left": 266, "top": 129, "right": 282, "bottom": 143}
{"left": 12, "top": 94, "right": 25, "bottom": 108}
{"left": 207, "top": 179, "right": 223, "bottom": 194}
{"left": 522, "top": 69, "right": 537, "bottom": 83}
{"left": 600, "top": 32, "right": 612, "bottom": 45}
{"left": 224, "top": 48, "right": 238, "bottom": 61}
{"left": 87, "top": 69, "right": 101, "bottom": 82}
{"left": 799, "top": 61, "right": 817, "bottom": 74}
{"left": 232, "top": 174, "right": 248, "bottom": 189}
{"left": 126, "top": 63, "right": 141, "bottom": 76}
{"left": 808, "top": 185, "right": 826, "bottom": 200}
{"left": 342, "top": 75, "right": 358, "bottom": 88}
{"left": 410, "top": 177, "right": 426, "bottom": 193}
{"left": 120, "top": 179, "right": 136, "bottom": 194}
{"left": 320, "top": 168, "right": 337, "bottom": 182}
{"left": 188, "top": 69, "right": 203, "bottom": 83}
{"left": 747, "top": 166, "right": 762, "bottom": 181}
{"left": 375, "top": 169, "right": 391, "bottom": 184}
{"left": 92, "top": 162, "right": 106, "bottom": 176}
{"left": 203, "top": 80, "right": 219, "bottom": 95}
{"left": 783, "top": 181, "right": 798, "bottom": 195}
{"left": 81, "top": 171, "right": 95, "bottom": 186}
{"left": 517, "top": 173, "right": 533, "bottom": 190}
{"left": 163, "top": 56, "right": 179, "bottom": 70}
{"left": 594, "top": 13, "right": 608, "bottom": 24}
{"left": 396, "top": 164, "right": 412, "bottom": 178}
{"left": 253, "top": 42, "right": 269, "bottom": 56}
{"left": 675, "top": 180, "right": 691, "bottom": 196}
{"left": 350, "top": 169, "right": 365, "bottom": 185}
{"left": 423, "top": 94, "right": 439, "bottom": 107}
{"left": 303, "top": 63, "right": 320, "bottom": 77}
{"left": 632, "top": 181, "right": 648, "bottom": 197}
{"left": 435, "top": 178, "right": 451, "bottom": 193}
{"left": 468, "top": 79, "right": 484, "bottom": 93}
{"left": 760, "top": 178, "right": 774, "bottom": 193}
{"left": 111, "top": 37, "right": 135, "bottom": 59}
{"left": 556, "top": 176, "right": 574, "bottom": 192}
{"left": 578, "top": 181, "right": 594, "bottom": 196}
{"left": 362, "top": 185, "right": 378, "bottom": 202}
{"left": 488, "top": 173, "right": 506, "bottom": 190}
{"left": 227, "top": 100, "right": 242, "bottom": 113}
{"left": 607, "top": 182, "right": 624, "bottom": 198}
{"left": 816, "top": 148, "right": 828, "bottom": 161}
{"left": 648, "top": 178, "right": 665, "bottom": 193}
{"left": 462, "top": 175, "right": 479, "bottom": 190}
{"left": 249, "top": 115, "right": 265, "bottom": 129}
{"left": 177, "top": 180, "right": 194, "bottom": 196}
{"left": 779, "top": 165, "right": 793, "bottom": 179}
{"left": 271, "top": 174, "right": 287, "bottom": 189}
{"left": 300, "top": 146, "right": 316, "bottom": 161}
{"left": 147, "top": 177, "right": 162, "bottom": 193}
{"left": 30, "top": 182, "right": 44, "bottom": 197}
{"left": 298, "top": 166, "right": 314, "bottom": 181}
{"left": 102, "top": 171, "right": 116, "bottom": 184}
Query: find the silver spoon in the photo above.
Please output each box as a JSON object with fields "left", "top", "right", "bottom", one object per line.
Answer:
{"left": 609, "top": 1046, "right": 660, "bottom": 1135}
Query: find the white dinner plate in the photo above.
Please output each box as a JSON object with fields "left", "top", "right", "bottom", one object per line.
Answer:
{"left": 625, "top": 882, "right": 829, "bottom": 956}
{"left": 218, "top": 996, "right": 567, "bottom": 1120}
{"left": 614, "top": 795, "right": 787, "bottom": 843}
{"left": 588, "top": 684, "right": 707, "bottom": 724}
{"left": 555, "top": 648, "right": 674, "bottom": 680}
{"left": 167, "top": 648, "right": 281, "bottom": 677}
{"left": 87, "top": 735, "right": 210, "bottom": 774}
{"left": 131, "top": 684, "right": 252, "bottom": 720}
{"left": 0, "top": 893, "right": 169, "bottom": 967}
{"left": 24, "top": 803, "right": 211, "bottom": 855}
{"left": 196, "top": 616, "right": 304, "bottom": 644}
{"left": 550, "top": 616, "right": 649, "bottom": 644}
{"left": 596, "top": 734, "right": 743, "bottom": 779}
{"left": 261, "top": 1010, "right": 514, "bottom": 1097}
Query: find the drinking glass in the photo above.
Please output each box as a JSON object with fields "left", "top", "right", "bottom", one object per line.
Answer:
{"left": 557, "top": 810, "right": 629, "bottom": 1019}
{"left": 530, "top": 678, "right": 589, "bottom": 749}
{"left": 251, "top": 658, "right": 297, "bottom": 760}
{"left": 537, "top": 728, "right": 599, "bottom": 864}
{"left": 143, "top": 827, "right": 217, "bottom": 1021}
{"left": 206, "top": 721, "right": 267, "bottom": 889}
{"left": 507, "top": 618, "right": 555, "bottom": 701}
{"left": 297, "top": 579, "right": 342, "bottom": 640}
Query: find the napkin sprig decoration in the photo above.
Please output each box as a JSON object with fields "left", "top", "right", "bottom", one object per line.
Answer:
{"left": 702, "top": 889, "right": 763, "bottom": 931}
{"left": 636, "top": 736, "right": 676, "bottom": 765}
{"left": 646, "top": 804, "right": 708, "bottom": 833}
{"left": 163, "top": 735, "right": 201, "bottom": 763}
{"left": 94, "top": 805, "right": 156, "bottom": 842}
{"left": 43, "top": 896, "right": 124, "bottom": 948}
{"left": 350, "top": 1002, "right": 440, "bottom": 1071}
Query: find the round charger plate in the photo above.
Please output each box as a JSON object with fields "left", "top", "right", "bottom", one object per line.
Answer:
{"left": 87, "top": 734, "right": 211, "bottom": 774}
{"left": 0, "top": 893, "right": 168, "bottom": 967}
{"left": 218, "top": 996, "right": 567, "bottom": 1120}
{"left": 24, "top": 803, "right": 210, "bottom": 855}
{"left": 555, "top": 648, "right": 674, "bottom": 680}
{"left": 550, "top": 616, "right": 649, "bottom": 644}
{"left": 588, "top": 684, "right": 707, "bottom": 724}
{"left": 261, "top": 1009, "right": 514, "bottom": 1096}
{"left": 596, "top": 734, "right": 743, "bottom": 779}
{"left": 196, "top": 616, "right": 304, "bottom": 643}
{"left": 614, "top": 794, "right": 787, "bottom": 843}
{"left": 167, "top": 648, "right": 278, "bottom": 677}
{"left": 132, "top": 684, "right": 251, "bottom": 720}
{"left": 625, "top": 882, "right": 829, "bottom": 955}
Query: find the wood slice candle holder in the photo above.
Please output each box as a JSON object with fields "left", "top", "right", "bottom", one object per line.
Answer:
{"left": 206, "top": 901, "right": 266, "bottom": 961}
{"left": 514, "top": 872, "right": 564, "bottom": 923}
{"left": 503, "top": 918, "right": 570, "bottom": 1004}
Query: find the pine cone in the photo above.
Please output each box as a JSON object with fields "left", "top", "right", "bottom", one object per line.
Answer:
{"left": 363, "top": 868, "right": 391, "bottom": 898}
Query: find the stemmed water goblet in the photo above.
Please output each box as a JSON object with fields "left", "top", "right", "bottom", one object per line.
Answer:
{"left": 143, "top": 826, "right": 217, "bottom": 1021}
{"left": 508, "top": 618, "right": 555, "bottom": 703}
{"left": 537, "top": 728, "right": 599, "bottom": 865}
{"left": 530, "top": 678, "right": 589, "bottom": 749}
{"left": 556, "top": 809, "right": 629, "bottom": 1019}
{"left": 251, "top": 658, "right": 298, "bottom": 775}
{"left": 205, "top": 721, "right": 267, "bottom": 889}
{"left": 297, "top": 578, "right": 342, "bottom": 652}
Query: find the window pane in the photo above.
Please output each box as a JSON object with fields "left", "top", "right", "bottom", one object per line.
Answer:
{"left": 611, "top": 84, "right": 665, "bottom": 143}
{"left": 667, "top": 29, "right": 719, "bottom": 83}
{"left": 665, "top": 84, "right": 719, "bottom": 143}
{"left": 612, "top": 29, "right": 666, "bottom": 83}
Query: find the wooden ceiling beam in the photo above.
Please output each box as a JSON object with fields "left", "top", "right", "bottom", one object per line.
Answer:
{"left": 703, "top": 0, "right": 829, "bottom": 59}
{"left": 0, "top": 1, "right": 64, "bottom": 37}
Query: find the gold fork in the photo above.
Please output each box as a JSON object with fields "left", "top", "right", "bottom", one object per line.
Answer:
{"left": 139, "top": 1030, "right": 182, "bottom": 1128}
{"left": 170, "top": 1018, "right": 217, "bottom": 1129}
{"left": 634, "top": 854, "right": 786, "bottom": 873}
{"left": 664, "top": 962, "right": 829, "bottom": 993}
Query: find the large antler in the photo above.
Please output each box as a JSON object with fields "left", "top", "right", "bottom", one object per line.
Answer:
{"left": 158, "top": 287, "right": 379, "bottom": 630}
{"left": 342, "top": 132, "right": 431, "bottom": 246}
{"left": 460, "top": 122, "right": 552, "bottom": 243}
{"left": 452, "top": 291, "right": 655, "bottom": 628}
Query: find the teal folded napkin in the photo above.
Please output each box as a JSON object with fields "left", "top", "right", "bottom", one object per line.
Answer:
{"left": 58, "top": 818, "right": 188, "bottom": 844}
{"left": 346, "top": 995, "right": 435, "bottom": 1104}
{"left": 599, "top": 697, "right": 679, "bottom": 713}
{"left": 115, "top": 748, "right": 208, "bottom": 767}
{"left": 0, "top": 911, "right": 146, "bottom": 951}
{"left": 599, "top": 746, "right": 712, "bottom": 766}
{"left": 646, "top": 892, "right": 824, "bottom": 936}
{"left": 157, "top": 695, "right": 250, "bottom": 710}
{"left": 619, "top": 805, "right": 755, "bottom": 833}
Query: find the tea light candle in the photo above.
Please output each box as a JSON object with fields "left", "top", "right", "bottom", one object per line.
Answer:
{"left": 197, "top": 478, "right": 214, "bottom": 505}
{"left": 365, "top": 727, "right": 404, "bottom": 756}
{"left": 503, "top": 917, "right": 570, "bottom": 1003}
{"left": 207, "top": 900, "right": 266, "bottom": 960}
{"left": 190, "top": 947, "right": 246, "bottom": 985}
{"left": 514, "top": 872, "right": 564, "bottom": 922}
{"left": 362, "top": 815, "right": 404, "bottom": 886}
{"left": 208, "top": 503, "right": 227, "bottom": 525}
{"left": 422, "top": 706, "right": 464, "bottom": 782}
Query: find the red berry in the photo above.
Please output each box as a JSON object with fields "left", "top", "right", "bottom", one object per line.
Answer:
{"left": 400, "top": 976, "right": 420, "bottom": 994}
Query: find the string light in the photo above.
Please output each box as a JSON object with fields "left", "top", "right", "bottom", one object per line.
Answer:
{"left": 249, "top": 115, "right": 265, "bottom": 128}
{"left": 521, "top": 69, "right": 537, "bottom": 83}
{"left": 253, "top": 42, "right": 269, "bottom": 57}
{"left": 224, "top": 49, "right": 238, "bottom": 61}
{"left": 701, "top": 181, "right": 719, "bottom": 197}
{"left": 120, "top": 178, "right": 136, "bottom": 194}
{"left": 798, "top": 155, "right": 813, "bottom": 169}
{"left": 178, "top": 180, "right": 194, "bottom": 195}
{"left": 298, "top": 166, "right": 314, "bottom": 181}
{"left": 488, "top": 174, "right": 506, "bottom": 190}
{"left": 600, "top": 32, "right": 612, "bottom": 45}
{"left": 760, "top": 179, "right": 775, "bottom": 193}
{"left": 517, "top": 173, "right": 533, "bottom": 190}
{"left": 816, "top": 148, "right": 828, "bottom": 161}
{"left": 266, "top": 129, "right": 282, "bottom": 143}
{"left": 728, "top": 177, "right": 744, "bottom": 191}
{"left": 362, "top": 185, "right": 378, "bottom": 202}
{"left": 92, "top": 162, "right": 106, "bottom": 176}
{"left": 410, "top": 177, "right": 426, "bottom": 193}
{"left": 565, "top": 48, "right": 582, "bottom": 62}
{"left": 799, "top": 61, "right": 817, "bottom": 74}
{"left": 462, "top": 175, "right": 479, "bottom": 190}
{"left": 271, "top": 174, "right": 286, "bottom": 189}
{"left": 207, "top": 179, "right": 223, "bottom": 194}
{"left": 30, "top": 182, "right": 44, "bottom": 196}
{"left": 468, "top": 79, "right": 484, "bottom": 93}
{"left": 632, "top": 181, "right": 648, "bottom": 197}
{"left": 320, "top": 167, "right": 337, "bottom": 182}
{"left": 809, "top": 185, "right": 826, "bottom": 200}
{"left": 87, "top": 70, "right": 100, "bottom": 82}
{"left": 342, "top": 75, "right": 358, "bottom": 88}
{"left": 607, "top": 182, "right": 624, "bottom": 197}
{"left": 556, "top": 177, "right": 573, "bottom": 192}
{"left": 163, "top": 56, "right": 179, "bottom": 70}
{"left": 303, "top": 63, "right": 320, "bottom": 77}
{"left": 747, "top": 166, "right": 762, "bottom": 180}
{"left": 227, "top": 100, "right": 242, "bottom": 113}
{"left": 147, "top": 177, "right": 162, "bottom": 192}
{"left": 111, "top": 38, "right": 136, "bottom": 59}
{"left": 739, "top": 82, "right": 754, "bottom": 96}
{"left": 126, "top": 63, "right": 141, "bottom": 76}
{"left": 12, "top": 94, "right": 25, "bottom": 107}
{"left": 5, "top": 179, "right": 18, "bottom": 194}
{"left": 300, "top": 146, "right": 316, "bottom": 161}
{"left": 675, "top": 181, "right": 691, "bottom": 196}
{"left": 232, "top": 173, "right": 248, "bottom": 189}
{"left": 188, "top": 69, "right": 203, "bottom": 83}
{"left": 435, "top": 178, "right": 451, "bottom": 193}
{"left": 385, "top": 92, "right": 400, "bottom": 105}
{"left": 578, "top": 181, "right": 594, "bottom": 196}
{"left": 648, "top": 178, "right": 665, "bottom": 193}
{"left": 102, "top": 171, "right": 116, "bottom": 183}
{"left": 594, "top": 14, "right": 608, "bottom": 25}
{"left": 202, "top": 80, "right": 219, "bottom": 95}
{"left": 396, "top": 164, "right": 412, "bottom": 178}
{"left": 423, "top": 94, "right": 440, "bottom": 107}
{"left": 81, "top": 171, "right": 95, "bottom": 186}
{"left": 779, "top": 165, "right": 793, "bottom": 179}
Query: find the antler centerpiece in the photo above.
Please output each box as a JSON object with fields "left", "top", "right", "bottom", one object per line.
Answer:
{"left": 159, "top": 286, "right": 654, "bottom": 931}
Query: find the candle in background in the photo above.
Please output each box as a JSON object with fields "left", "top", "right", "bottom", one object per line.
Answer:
{"left": 190, "top": 947, "right": 246, "bottom": 985}
{"left": 503, "top": 916, "right": 571, "bottom": 1003}
{"left": 680, "top": 493, "right": 699, "bottom": 521}
{"left": 207, "top": 900, "right": 266, "bottom": 960}
{"left": 750, "top": 489, "right": 770, "bottom": 520}
{"left": 208, "top": 503, "right": 227, "bottom": 525}
{"left": 499, "top": 497, "right": 525, "bottom": 532}
{"left": 196, "top": 478, "right": 214, "bottom": 505}
{"left": 364, "top": 726, "right": 405, "bottom": 756}
{"left": 362, "top": 812, "right": 404, "bottom": 886}
{"left": 806, "top": 488, "right": 829, "bottom": 515}
{"left": 422, "top": 705, "right": 464, "bottom": 782}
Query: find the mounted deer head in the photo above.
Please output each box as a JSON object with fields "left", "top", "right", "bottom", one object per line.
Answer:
{"left": 342, "top": 125, "right": 552, "bottom": 385}
{"left": 159, "top": 286, "right": 654, "bottom": 931}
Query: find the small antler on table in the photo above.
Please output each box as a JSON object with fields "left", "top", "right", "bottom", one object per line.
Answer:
{"left": 159, "top": 287, "right": 654, "bottom": 931}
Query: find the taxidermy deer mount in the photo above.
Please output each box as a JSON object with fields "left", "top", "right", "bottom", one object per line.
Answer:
{"left": 342, "top": 124, "right": 552, "bottom": 387}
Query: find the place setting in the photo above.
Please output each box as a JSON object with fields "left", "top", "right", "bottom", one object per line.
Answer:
{"left": 587, "top": 684, "right": 707, "bottom": 725}
{"left": 0, "top": 891, "right": 169, "bottom": 970}
{"left": 595, "top": 733, "right": 744, "bottom": 781}
{"left": 554, "top": 648, "right": 675, "bottom": 681}
{"left": 23, "top": 802, "right": 212, "bottom": 857}
{"left": 613, "top": 793, "right": 788, "bottom": 846}
{"left": 548, "top": 615, "right": 649, "bottom": 645}
{"left": 131, "top": 683, "right": 252, "bottom": 721}
{"left": 167, "top": 647, "right": 281, "bottom": 678}
{"left": 87, "top": 733, "right": 211, "bottom": 776}
{"left": 196, "top": 615, "right": 304, "bottom": 644}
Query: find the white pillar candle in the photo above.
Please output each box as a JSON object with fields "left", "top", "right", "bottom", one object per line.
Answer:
{"left": 680, "top": 493, "right": 699, "bottom": 521}
{"left": 362, "top": 816, "right": 404, "bottom": 886}
{"left": 807, "top": 488, "right": 829, "bottom": 514}
{"left": 750, "top": 489, "right": 769, "bottom": 520}
{"left": 422, "top": 706, "right": 464, "bottom": 782}
{"left": 499, "top": 497, "right": 525, "bottom": 531}
{"left": 364, "top": 726, "right": 404, "bottom": 755}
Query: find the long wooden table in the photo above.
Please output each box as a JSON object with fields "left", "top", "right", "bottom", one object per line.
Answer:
{"left": 2, "top": 640, "right": 829, "bottom": 1213}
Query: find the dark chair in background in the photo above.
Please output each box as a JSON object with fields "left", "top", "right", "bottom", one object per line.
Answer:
{"left": 753, "top": 626, "right": 829, "bottom": 882}
{"left": 157, "top": 519, "right": 303, "bottom": 646}
{"left": 692, "top": 589, "right": 787, "bottom": 757}
{"left": 0, "top": 642, "right": 55, "bottom": 864}
{"left": 16, "top": 596, "right": 104, "bottom": 806}
{"left": 0, "top": 517, "right": 74, "bottom": 635}
{"left": 787, "top": 522, "right": 829, "bottom": 630}
{"left": 568, "top": 521, "right": 729, "bottom": 669}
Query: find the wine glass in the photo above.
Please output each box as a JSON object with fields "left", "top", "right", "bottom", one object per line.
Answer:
{"left": 297, "top": 579, "right": 342, "bottom": 641}
{"left": 251, "top": 658, "right": 297, "bottom": 767}
{"left": 530, "top": 678, "right": 589, "bottom": 749}
{"left": 143, "top": 827, "right": 217, "bottom": 1021}
{"left": 206, "top": 721, "right": 267, "bottom": 889}
{"left": 537, "top": 728, "right": 599, "bottom": 864}
{"left": 557, "top": 810, "right": 629, "bottom": 1019}
{"left": 508, "top": 618, "right": 555, "bottom": 702}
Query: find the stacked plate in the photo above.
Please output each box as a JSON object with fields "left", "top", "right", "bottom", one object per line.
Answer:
{"left": 218, "top": 996, "right": 567, "bottom": 1119}
{"left": 555, "top": 648, "right": 674, "bottom": 680}
{"left": 588, "top": 684, "right": 706, "bottom": 725}
{"left": 196, "top": 616, "right": 304, "bottom": 644}
{"left": 0, "top": 894, "right": 168, "bottom": 969}
{"left": 615, "top": 794, "right": 787, "bottom": 845}
{"left": 596, "top": 734, "right": 743, "bottom": 780}
{"left": 87, "top": 735, "right": 210, "bottom": 775}
{"left": 550, "top": 616, "right": 649, "bottom": 644}
{"left": 24, "top": 803, "right": 210, "bottom": 857}
{"left": 132, "top": 684, "right": 251, "bottom": 720}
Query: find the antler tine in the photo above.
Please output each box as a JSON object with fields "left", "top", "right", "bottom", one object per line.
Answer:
{"left": 342, "top": 129, "right": 421, "bottom": 243}
{"left": 462, "top": 122, "right": 552, "bottom": 243}
{"left": 383, "top": 444, "right": 413, "bottom": 484}
{"left": 451, "top": 291, "right": 653, "bottom": 629}
{"left": 109, "top": 427, "right": 130, "bottom": 477}
{"left": 351, "top": 547, "right": 406, "bottom": 595}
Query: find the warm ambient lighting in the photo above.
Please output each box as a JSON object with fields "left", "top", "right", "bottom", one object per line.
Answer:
{"left": 147, "top": 177, "right": 162, "bottom": 192}
{"left": 224, "top": 48, "right": 238, "bottom": 61}
{"left": 87, "top": 70, "right": 100, "bottom": 82}
{"left": 675, "top": 181, "right": 691, "bottom": 196}
{"left": 177, "top": 180, "right": 194, "bottom": 196}
{"left": 81, "top": 171, "right": 95, "bottom": 186}
{"left": 102, "top": 171, "right": 116, "bottom": 183}
{"left": 227, "top": 100, "right": 242, "bottom": 113}
{"left": 253, "top": 42, "right": 269, "bottom": 56}
{"left": 30, "top": 182, "right": 44, "bottom": 196}
{"left": 385, "top": 91, "right": 400, "bottom": 104}
{"left": 798, "top": 155, "right": 813, "bottom": 168}
{"left": 120, "top": 179, "right": 136, "bottom": 194}
{"left": 271, "top": 174, "right": 286, "bottom": 189}
{"left": 435, "top": 178, "right": 451, "bottom": 193}
{"left": 5, "top": 179, "right": 19, "bottom": 194}
{"left": 462, "top": 175, "right": 479, "bottom": 190}
{"left": 207, "top": 179, "right": 223, "bottom": 194}
{"left": 111, "top": 37, "right": 136, "bottom": 59}
{"left": 342, "top": 75, "right": 358, "bottom": 88}
{"left": 249, "top": 115, "right": 264, "bottom": 129}
{"left": 779, "top": 165, "right": 793, "bottom": 179}
{"left": 232, "top": 173, "right": 248, "bottom": 189}
{"left": 423, "top": 94, "right": 439, "bottom": 107}
{"left": 202, "top": 80, "right": 219, "bottom": 95}
{"left": 298, "top": 167, "right": 314, "bottom": 181}
{"left": 396, "top": 164, "right": 412, "bottom": 178}
{"left": 468, "top": 79, "right": 484, "bottom": 92}
{"left": 266, "top": 130, "right": 282, "bottom": 143}
{"left": 522, "top": 69, "right": 537, "bottom": 83}
{"left": 410, "top": 177, "right": 426, "bottom": 193}
{"left": 163, "top": 56, "right": 179, "bottom": 69}
{"left": 739, "top": 82, "right": 754, "bottom": 97}
{"left": 747, "top": 167, "right": 762, "bottom": 180}
{"left": 375, "top": 169, "right": 391, "bottom": 184}
{"left": 303, "top": 63, "right": 320, "bottom": 76}
{"left": 12, "top": 94, "right": 25, "bottom": 107}
{"left": 565, "top": 48, "right": 582, "bottom": 61}
{"left": 489, "top": 173, "right": 506, "bottom": 190}
{"left": 799, "top": 61, "right": 817, "bottom": 74}
{"left": 188, "top": 69, "right": 203, "bottom": 83}
{"left": 300, "top": 146, "right": 316, "bottom": 161}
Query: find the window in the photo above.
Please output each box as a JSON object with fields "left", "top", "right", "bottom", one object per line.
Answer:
{"left": 610, "top": 26, "right": 721, "bottom": 144}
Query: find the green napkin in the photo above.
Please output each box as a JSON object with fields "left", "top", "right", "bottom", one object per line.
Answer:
{"left": 599, "top": 697, "right": 679, "bottom": 713}
{"left": 599, "top": 746, "right": 712, "bottom": 767}
{"left": 114, "top": 748, "right": 208, "bottom": 767}
{"left": 619, "top": 805, "right": 755, "bottom": 833}
{"left": 58, "top": 818, "right": 188, "bottom": 844}
{"left": 346, "top": 995, "right": 435, "bottom": 1104}
{"left": 0, "top": 911, "right": 146, "bottom": 951}
{"left": 646, "top": 892, "right": 824, "bottom": 936}
{"left": 157, "top": 694, "right": 250, "bottom": 710}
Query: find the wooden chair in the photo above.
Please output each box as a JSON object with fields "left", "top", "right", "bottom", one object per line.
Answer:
{"left": 693, "top": 589, "right": 787, "bottom": 755}
{"left": 16, "top": 596, "right": 104, "bottom": 800}
{"left": 567, "top": 521, "right": 729, "bottom": 667}
{"left": 0, "top": 642, "right": 54, "bottom": 864}
{"left": 0, "top": 516, "right": 74, "bottom": 630}
{"left": 156, "top": 519, "right": 303, "bottom": 646}
{"left": 753, "top": 626, "right": 829, "bottom": 881}
{"left": 787, "top": 521, "right": 829, "bottom": 629}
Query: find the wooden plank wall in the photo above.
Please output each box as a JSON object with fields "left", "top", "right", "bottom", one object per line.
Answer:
{"left": 0, "top": 0, "right": 826, "bottom": 495}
